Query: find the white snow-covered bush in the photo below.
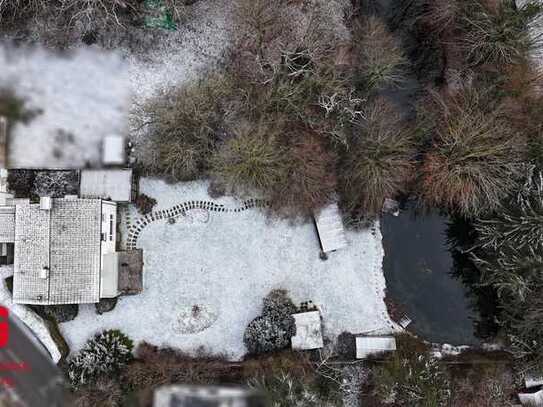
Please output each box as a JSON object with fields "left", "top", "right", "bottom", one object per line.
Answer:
{"left": 67, "top": 330, "right": 133, "bottom": 388}
{"left": 244, "top": 289, "right": 296, "bottom": 354}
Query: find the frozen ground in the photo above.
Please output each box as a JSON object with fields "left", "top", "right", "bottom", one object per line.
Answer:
{"left": 61, "top": 179, "right": 395, "bottom": 360}
{"left": 0, "top": 46, "right": 130, "bottom": 168}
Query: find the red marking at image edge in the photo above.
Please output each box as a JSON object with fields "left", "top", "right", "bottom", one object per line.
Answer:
{"left": 0, "top": 306, "right": 8, "bottom": 348}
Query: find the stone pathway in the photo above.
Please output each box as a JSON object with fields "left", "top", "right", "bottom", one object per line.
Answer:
{"left": 126, "top": 198, "right": 268, "bottom": 250}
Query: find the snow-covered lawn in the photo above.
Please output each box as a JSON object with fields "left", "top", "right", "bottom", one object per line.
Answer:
{"left": 60, "top": 179, "right": 395, "bottom": 360}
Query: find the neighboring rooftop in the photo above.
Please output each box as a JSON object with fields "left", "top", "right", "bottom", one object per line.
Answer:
{"left": 291, "top": 310, "right": 324, "bottom": 351}
{"left": 102, "top": 135, "right": 126, "bottom": 166}
{"left": 153, "top": 385, "right": 265, "bottom": 407}
{"left": 80, "top": 168, "right": 134, "bottom": 202}
{"left": 13, "top": 198, "right": 103, "bottom": 305}
{"left": 0, "top": 205, "right": 15, "bottom": 243}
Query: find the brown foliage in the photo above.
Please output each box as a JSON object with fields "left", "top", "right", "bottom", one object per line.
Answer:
{"left": 419, "top": 86, "right": 525, "bottom": 217}
{"left": 271, "top": 133, "right": 337, "bottom": 216}
{"left": 72, "top": 378, "right": 123, "bottom": 407}
{"left": 123, "top": 343, "right": 238, "bottom": 406}
{"left": 339, "top": 97, "right": 416, "bottom": 217}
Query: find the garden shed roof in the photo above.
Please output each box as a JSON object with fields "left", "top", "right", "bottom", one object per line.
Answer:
{"left": 291, "top": 310, "right": 324, "bottom": 350}
{"left": 356, "top": 336, "right": 397, "bottom": 359}
{"left": 519, "top": 389, "right": 543, "bottom": 406}
{"left": 314, "top": 202, "right": 347, "bottom": 254}
{"left": 80, "top": 168, "right": 133, "bottom": 202}
{"left": 0, "top": 206, "right": 15, "bottom": 243}
{"left": 13, "top": 198, "right": 102, "bottom": 305}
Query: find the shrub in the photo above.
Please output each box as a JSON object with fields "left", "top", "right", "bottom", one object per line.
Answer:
{"left": 211, "top": 122, "right": 288, "bottom": 196}
{"left": 0, "top": 0, "right": 47, "bottom": 24}
{"left": 67, "top": 330, "right": 133, "bottom": 387}
{"left": 339, "top": 97, "right": 416, "bottom": 216}
{"left": 459, "top": 0, "right": 543, "bottom": 67}
{"left": 95, "top": 297, "right": 118, "bottom": 315}
{"left": 56, "top": 0, "right": 141, "bottom": 29}
{"left": 135, "top": 193, "right": 157, "bottom": 215}
{"left": 419, "top": 87, "right": 524, "bottom": 217}
{"left": 261, "top": 289, "right": 297, "bottom": 320}
{"left": 336, "top": 331, "right": 356, "bottom": 360}
{"left": 138, "top": 76, "right": 235, "bottom": 181}
{"left": 352, "top": 16, "right": 408, "bottom": 91}
{"left": 249, "top": 372, "right": 326, "bottom": 407}
{"left": 372, "top": 335, "right": 450, "bottom": 406}
{"left": 72, "top": 378, "right": 122, "bottom": 407}
{"left": 36, "top": 304, "right": 78, "bottom": 323}
{"left": 243, "top": 290, "right": 297, "bottom": 355}
{"left": 272, "top": 134, "right": 337, "bottom": 215}
{"left": 31, "top": 171, "right": 79, "bottom": 198}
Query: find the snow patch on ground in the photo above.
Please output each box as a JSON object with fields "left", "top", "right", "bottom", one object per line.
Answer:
{"left": 60, "top": 179, "right": 395, "bottom": 360}
{"left": 0, "top": 46, "right": 130, "bottom": 168}
{"left": 127, "top": 0, "right": 233, "bottom": 106}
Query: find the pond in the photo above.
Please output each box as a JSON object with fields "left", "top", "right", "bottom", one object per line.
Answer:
{"left": 381, "top": 206, "right": 483, "bottom": 345}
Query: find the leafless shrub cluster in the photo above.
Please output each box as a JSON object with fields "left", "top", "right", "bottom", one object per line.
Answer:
{"left": 339, "top": 97, "right": 416, "bottom": 216}
{"left": 459, "top": 0, "right": 543, "bottom": 67}
{"left": 0, "top": 0, "right": 46, "bottom": 23}
{"left": 72, "top": 378, "right": 123, "bottom": 407}
{"left": 138, "top": 76, "right": 236, "bottom": 181}
{"left": 211, "top": 121, "right": 288, "bottom": 196}
{"left": 56, "top": 0, "right": 140, "bottom": 28}
{"left": 419, "top": 87, "right": 525, "bottom": 217}
{"left": 352, "top": 16, "right": 408, "bottom": 91}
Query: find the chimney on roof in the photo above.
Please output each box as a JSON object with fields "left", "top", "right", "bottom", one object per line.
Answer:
{"left": 39, "top": 267, "right": 49, "bottom": 280}
{"left": 40, "top": 197, "right": 52, "bottom": 210}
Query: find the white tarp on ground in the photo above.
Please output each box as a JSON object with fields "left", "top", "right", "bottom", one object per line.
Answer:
{"left": 60, "top": 179, "right": 396, "bottom": 360}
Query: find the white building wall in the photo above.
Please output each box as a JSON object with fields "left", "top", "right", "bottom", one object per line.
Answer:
{"left": 100, "top": 201, "right": 117, "bottom": 257}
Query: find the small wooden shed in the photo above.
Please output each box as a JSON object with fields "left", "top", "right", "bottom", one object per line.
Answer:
{"left": 314, "top": 202, "right": 347, "bottom": 254}
{"left": 356, "top": 336, "right": 397, "bottom": 359}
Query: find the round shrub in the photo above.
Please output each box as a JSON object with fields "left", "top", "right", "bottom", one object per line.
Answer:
{"left": 39, "top": 304, "right": 78, "bottom": 323}
{"left": 244, "top": 315, "right": 295, "bottom": 355}
{"left": 67, "top": 330, "right": 133, "bottom": 387}
{"left": 244, "top": 290, "right": 297, "bottom": 355}
{"left": 336, "top": 331, "right": 356, "bottom": 360}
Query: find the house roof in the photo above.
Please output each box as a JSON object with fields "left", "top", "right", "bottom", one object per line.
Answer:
{"left": 291, "top": 311, "right": 324, "bottom": 350}
{"left": 80, "top": 169, "right": 133, "bottom": 202}
{"left": 356, "top": 336, "right": 397, "bottom": 359}
{"left": 13, "top": 198, "right": 102, "bottom": 305}
{"left": 314, "top": 202, "right": 347, "bottom": 253}
{"left": 0, "top": 206, "right": 15, "bottom": 243}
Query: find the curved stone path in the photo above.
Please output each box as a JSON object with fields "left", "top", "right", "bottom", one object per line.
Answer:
{"left": 125, "top": 199, "right": 398, "bottom": 333}
{"left": 126, "top": 198, "right": 268, "bottom": 250}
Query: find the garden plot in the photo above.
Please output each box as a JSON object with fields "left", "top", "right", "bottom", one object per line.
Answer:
{"left": 60, "top": 179, "right": 395, "bottom": 360}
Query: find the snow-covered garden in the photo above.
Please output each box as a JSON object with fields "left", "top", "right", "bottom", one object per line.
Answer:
{"left": 60, "top": 178, "right": 395, "bottom": 360}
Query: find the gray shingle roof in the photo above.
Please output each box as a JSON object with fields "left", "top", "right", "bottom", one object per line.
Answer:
{"left": 0, "top": 206, "right": 15, "bottom": 243}
{"left": 13, "top": 198, "right": 102, "bottom": 305}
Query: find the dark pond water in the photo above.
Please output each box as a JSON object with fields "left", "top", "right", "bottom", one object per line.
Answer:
{"left": 381, "top": 207, "right": 482, "bottom": 345}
